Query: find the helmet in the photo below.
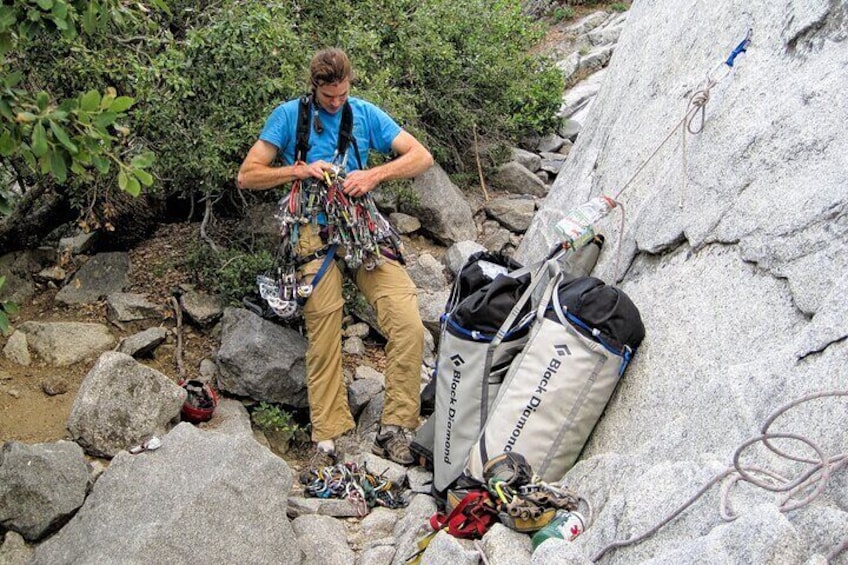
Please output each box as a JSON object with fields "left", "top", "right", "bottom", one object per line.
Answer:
{"left": 180, "top": 379, "right": 218, "bottom": 423}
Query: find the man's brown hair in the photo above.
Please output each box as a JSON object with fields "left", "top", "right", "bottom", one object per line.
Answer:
{"left": 309, "top": 48, "right": 352, "bottom": 89}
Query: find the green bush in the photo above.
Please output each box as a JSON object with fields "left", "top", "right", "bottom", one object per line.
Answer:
{"left": 6, "top": 0, "right": 561, "bottom": 211}
{"left": 553, "top": 6, "right": 576, "bottom": 21}
{"left": 251, "top": 402, "right": 303, "bottom": 434}
{"left": 183, "top": 243, "right": 274, "bottom": 305}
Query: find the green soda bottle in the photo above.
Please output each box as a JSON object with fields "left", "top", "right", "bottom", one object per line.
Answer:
{"left": 531, "top": 510, "right": 586, "bottom": 551}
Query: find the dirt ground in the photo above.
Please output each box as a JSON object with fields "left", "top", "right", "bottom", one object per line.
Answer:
{"left": 0, "top": 223, "right": 220, "bottom": 444}
{"left": 0, "top": 220, "right": 431, "bottom": 451}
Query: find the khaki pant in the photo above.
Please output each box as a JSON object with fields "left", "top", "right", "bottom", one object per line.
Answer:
{"left": 296, "top": 224, "right": 424, "bottom": 441}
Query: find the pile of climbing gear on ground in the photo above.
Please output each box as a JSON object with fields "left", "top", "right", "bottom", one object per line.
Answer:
{"left": 257, "top": 166, "right": 404, "bottom": 319}
{"left": 483, "top": 452, "right": 581, "bottom": 533}
{"left": 300, "top": 461, "right": 408, "bottom": 516}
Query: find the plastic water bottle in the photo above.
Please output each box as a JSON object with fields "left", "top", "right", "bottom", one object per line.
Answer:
{"left": 531, "top": 510, "right": 586, "bottom": 551}
{"left": 554, "top": 196, "right": 616, "bottom": 250}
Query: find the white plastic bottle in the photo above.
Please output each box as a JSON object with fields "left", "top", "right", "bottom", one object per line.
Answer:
{"left": 554, "top": 196, "right": 616, "bottom": 250}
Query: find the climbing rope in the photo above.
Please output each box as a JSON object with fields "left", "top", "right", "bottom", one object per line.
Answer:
{"left": 302, "top": 462, "right": 407, "bottom": 517}
{"left": 603, "top": 29, "right": 752, "bottom": 280}
{"left": 612, "top": 28, "right": 752, "bottom": 202}
{"left": 591, "top": 389, "right": 848, "bottom": 562}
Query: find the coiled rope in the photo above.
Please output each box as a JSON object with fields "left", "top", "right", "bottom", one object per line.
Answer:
{"left": 591, "top": 389, "right": 848, "bottom": 562}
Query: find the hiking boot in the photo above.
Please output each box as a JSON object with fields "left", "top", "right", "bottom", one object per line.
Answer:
{"left": 298, "top": 447, "right": 336, "bottom": 484}
{"left": 372, "top": 427, "right": 414, "bottom": 466}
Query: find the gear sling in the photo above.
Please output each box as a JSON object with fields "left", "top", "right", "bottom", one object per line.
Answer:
{"left": 256, "top": 94, "right": 403, "bottom": 319}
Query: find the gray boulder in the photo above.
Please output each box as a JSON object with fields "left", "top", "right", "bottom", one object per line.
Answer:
{"left": 199, "top": 397, "right": 253, "bottom": 438}
{"left": 2, "top": 331, "right": 29, "bottom": 366}
{"left": 511, "top": 147, "right": 542, "bottom": 172}
{"left": 521, "top": 1, "right": 848, "bottom": 562}
{"left": 344, "top": 335, "right": 366, "bottom": 355}
{"left": 587, "top": 15, "right": 627, "bottom": 47}
{"left": 539, "top": 152, "right": 568, "bottom": 175}
{"left": 480, "top": 220, "right": 513, "bottom": 253}
{"left": 361, "top": 545, "right": 396, "bottom": 565}
{"left": 17, "top": 321, "right": 114, "bottom": 366}
{"left": 480, "top": 523, "right": 533, "bottom": 565}
{"left": 58, "top": 231, "right": 98, "bottom": 255}
{"left": 216, "top": 307, "right": 309, "bottom": 407}
{"left": 67, "top": 351, "right": 186, "bottom": 458}
{"left": 361, "top": 507, "right": 400, "bottom": 542}
{"left": 30, "top": 423, "right": 302, "bottom": 564}
{"left": 559, "top": 69, "right": 607, "bottom": 118}
{"left": 391, "top": 494, "right": 439, "bottom": 565}
{"left": 564, "top": 11, "right": 611, "bottom": 36}
{"left": 0, "top": 441, "right": 89, "bottom": 541}
{"left": 536, "top": 133, "right": 565, "bottom": 154}
{"left": 349, "top": 378, "right": 384, "bottom": 418}
{"left": 356, "top": 365, "right": 387, "bottom": 387}
{"left": 106, "top": 292, "right": 161, "bottom": 322}
{"left": 407, "top": 467, "right": 434, "bottom": 495}
{"left": 117, "top": 327, "right": 169, "bottom": 358}
{"left": 406, "top": 164, "right": 477, "bottom": 245}
{"left": 408, "top": 253, "right": 449, "bottom": 292}
{"left": 357, "top": 391, "right": 385, "bottom": 442}
{"left": 578, "top": 45, "right": 615, "bottom": 74}
{"left": 421, "top": 530, "right": 479, "bottom": 565}
{"left": 557, "top": 119, "right": 583, "bottom": 142}
{"left": 418, "top": 289, "right": 450, "bottom": 337}
{"left": 287, "top": 496, "right": 361, "bottom": 518}
{"left": 484, "top": 197, "right": 536, "bottom": 233}
{"left": 389, "top": 212, "right": 422, "bottom": 234}
{"left": 0, "top": 531, "right": 33, "bottom": 565}
{"left": 55, "top": 252, "right": 130, "bottom": 305}
{"left": 292, "top": 515, "right": 355, "bottom": 565}
{"left": 179, "top": 289, "right": 223, "bottom": 327}
{"left": 444, "top": 241, "right": 487, "bottom": 276}
{"left": 491, "top": 162, "right": 548, "bottom": 198}
{"left": 531, "top": 539, "right": 592, "bottom": 564}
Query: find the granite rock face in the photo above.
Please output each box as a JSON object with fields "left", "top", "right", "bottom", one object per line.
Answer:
{"left": 520, "top": 1, "right": 848, "bottom": 563}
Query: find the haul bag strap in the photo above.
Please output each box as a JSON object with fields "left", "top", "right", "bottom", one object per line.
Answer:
{"left": 338, "top": 101, "right": 363, "bottom": 170}
{"left": 295, "top": 94, "right": 312, "bottom": 163}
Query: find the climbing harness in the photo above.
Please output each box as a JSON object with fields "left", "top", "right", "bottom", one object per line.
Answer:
{"left": 301, "top": 462, "right": 407, "bottom": 517}
{"left": 591, "top": 389, "right": 848, "bottom": 562}
{"left": 255, "top": 95, "right": 404, "bottom": 319}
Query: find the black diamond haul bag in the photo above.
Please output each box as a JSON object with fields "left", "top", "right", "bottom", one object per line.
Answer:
{"left": 465, "top": 273, "right": 645, "bottom": 484}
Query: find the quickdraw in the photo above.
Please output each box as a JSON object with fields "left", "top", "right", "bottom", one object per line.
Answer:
{"left": 257, "top": 165, "right": 404, "bottom": 319}
{"left": 302, "top": 462, "right": 407, "bottom": 517}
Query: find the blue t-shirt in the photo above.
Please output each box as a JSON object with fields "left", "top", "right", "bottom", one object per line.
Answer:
{"left": 259, "top": 96, "right": 402, "bottom": 173}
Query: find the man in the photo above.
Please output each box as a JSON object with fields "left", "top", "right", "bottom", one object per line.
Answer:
{"left": 238, "top": 48, "right": 433, "bottom": 467}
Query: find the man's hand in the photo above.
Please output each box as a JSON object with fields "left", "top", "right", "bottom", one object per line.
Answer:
{"left": 342, "top": 168, "right": 382, "bottom": 197}
{"left": 302, "top": 160, "right": 335, "bottom": 181}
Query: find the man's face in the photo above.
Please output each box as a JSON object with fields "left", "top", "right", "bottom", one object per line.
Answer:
{"left": 314, "top": 79, "right": 350, "bottom": 115}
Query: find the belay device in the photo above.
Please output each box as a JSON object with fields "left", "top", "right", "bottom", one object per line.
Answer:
{"left": 254, "top": 94, "right": 404, "bottom": 319}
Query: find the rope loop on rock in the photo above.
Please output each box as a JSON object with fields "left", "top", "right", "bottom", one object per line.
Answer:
{"left": 591, "top": 390, "right": 848, "bottom": 563}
